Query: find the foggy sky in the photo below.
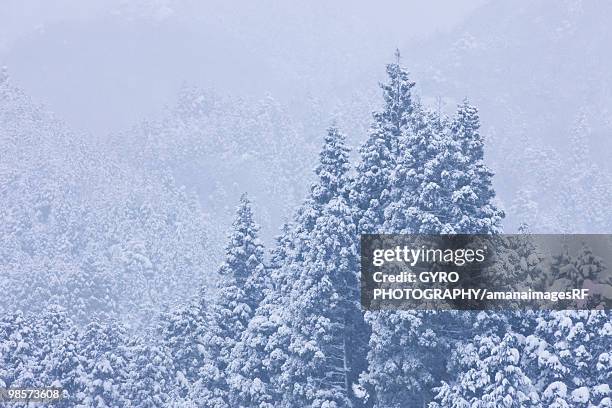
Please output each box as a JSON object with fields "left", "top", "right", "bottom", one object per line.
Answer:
{"left": 0, "top": 0, "right": 485, "bottom": 135}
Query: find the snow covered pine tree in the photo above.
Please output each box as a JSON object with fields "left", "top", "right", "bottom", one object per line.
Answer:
{"left": 191, "top": 194, "right": 268, "bottom": 407}
{"left": 358, "top": 55, "right": 503, "bottom": 407}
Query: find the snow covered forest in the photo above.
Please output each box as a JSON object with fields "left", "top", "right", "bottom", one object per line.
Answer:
{"left": 1, "top": 1, "right": 612, "bottom": 407}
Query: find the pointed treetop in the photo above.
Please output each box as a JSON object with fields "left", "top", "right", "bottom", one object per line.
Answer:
{"left": 375, "top": 52, "right": 416, "bottom": 138}
{"left": 232, "top": 192, "right": 257, "bottom": 233}
{"left": 457, "top": 98, "right": 477, "bottom": 118}
{"left": 395, "top": 48, "right": 401, "bottom": 64}
{"left": 0, "top": 66, "right": 8, "bottom": 86}
{"left": 223, "top": 193, "right": 260, "bottom": 270}
{"left": 311, "top": 126, "right": 351, "bottom": 205}
{"left": 452, "top": 98, "right": 483, "bottom": 160}
{"left": 217, "top": 193, "right": 267, "bottom": 295}
{"left": 239, "top": 191, "right": 250, "bottom": 206}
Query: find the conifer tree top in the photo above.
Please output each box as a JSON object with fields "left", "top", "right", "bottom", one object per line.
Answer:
{"left": 374, "top": 50, "right": 416, "bottom": 136}
{"left": 357, "top": 51, "right": 417, "bottom": 175}
{"left": 311, "top": 126, "right": 351, "bottom": 205}
{"left": 452, "top": 99, "right": 484, "bottom": 160}
{"left": 218, "top": 193, "right": 264, "bottom": 288}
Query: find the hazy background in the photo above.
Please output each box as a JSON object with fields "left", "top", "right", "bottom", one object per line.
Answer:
{"left": 1, "top": 0, "right": 484, "bottom": 135}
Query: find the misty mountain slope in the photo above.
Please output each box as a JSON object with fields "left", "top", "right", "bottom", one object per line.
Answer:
{"left": 407, "top": 0, "right": 612, "bottom": 232}
{"left": 0, "top": 0, "right": 482, "bottom": 135}
{"left": 108, "top": 86, "right": 329, "bottom": 252}
{"left": 0, "top": 73, "right": 211, "bottom": 329}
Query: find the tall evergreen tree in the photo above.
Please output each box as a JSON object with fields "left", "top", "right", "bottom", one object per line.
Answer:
{"left": 286, "top": 199, "right": 360, "bottom": 406}
{"left": 278, "top": 126, "right": 367, "bottom": 407}
{"left": 228, "top": 127, "right": 368, "bottom": 407}
{"left": 359, "top": 64, "right": 503, "bottom": 406}
{"left": 226, "top": 222, "right": 296, "bottom": 407}
{"left": 449, "top": 100, "right": 504, "bottom": 233}
{"left": 218, "top": 193, "right": 268, "bottom": 311}
{"left": 194, "top": 194, "right": 268, "bottom": 406}
{"left": 354, "top": 50, "right": 417, "bottom": 234}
